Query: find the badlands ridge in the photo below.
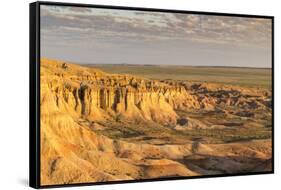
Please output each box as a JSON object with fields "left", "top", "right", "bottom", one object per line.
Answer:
{"left": 40, "top": 58, "right": 272, "bottom": 185}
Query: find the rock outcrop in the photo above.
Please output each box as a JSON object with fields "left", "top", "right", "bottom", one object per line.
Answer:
{"left": 41, "top": 58, "right": 201, "bottom": 126}
{"left": 40, "top": 58, "right": 272, "bottom": 185}
{"left": 41, "top": 58, "right": 271, "bottom": 126}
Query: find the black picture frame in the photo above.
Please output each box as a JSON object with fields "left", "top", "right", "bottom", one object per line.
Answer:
{"left": 29, "top": 1, "right": 274, "bottom": 189}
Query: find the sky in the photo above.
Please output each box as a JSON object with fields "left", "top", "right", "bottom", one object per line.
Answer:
{"left": 40, "top": 5, "right": 272, "bottom": 68}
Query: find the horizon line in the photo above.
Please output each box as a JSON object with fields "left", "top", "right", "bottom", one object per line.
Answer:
{"left": 41, "top": 57, "right": 272, "bottom": 69}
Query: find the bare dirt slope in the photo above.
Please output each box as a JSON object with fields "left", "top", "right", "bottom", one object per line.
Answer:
{"left": 40, "top": 58, "right": 272, "bottom": 185}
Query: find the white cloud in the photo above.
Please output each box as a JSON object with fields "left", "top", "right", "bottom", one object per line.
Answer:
{"left": 40, "top": 5, "right": 272, "bottom": 67}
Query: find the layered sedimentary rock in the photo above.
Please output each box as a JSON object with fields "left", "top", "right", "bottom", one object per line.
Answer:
{"left": 41, "top": 58, "right": 271, "bottom": 125}
{"left": 40, "top": 58, "right": 272, "bottom": 185}
{"left": 41, "top": 58, "right": 201, "bottom": 126}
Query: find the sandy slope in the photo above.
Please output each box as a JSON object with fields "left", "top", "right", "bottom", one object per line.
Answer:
{"left": 40, "top": 59, "right": 272, "bottom": 185}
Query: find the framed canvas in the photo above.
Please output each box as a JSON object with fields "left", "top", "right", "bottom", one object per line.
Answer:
{"left": 29, "top": 1, "right": 274, "bottom": 188}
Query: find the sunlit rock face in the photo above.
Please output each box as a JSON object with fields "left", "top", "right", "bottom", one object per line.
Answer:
{"left": 42, "top": 59, "right": 271, "bottom": 124}
{"left": 40, "top": 58, "right": 272, "bottom": 185}
{"left": 41, "top": 58, "right": 202, "bottom": 125}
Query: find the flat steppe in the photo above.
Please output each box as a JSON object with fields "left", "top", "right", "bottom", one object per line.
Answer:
{"left": 89, "top": 64, "right": 271, "bottom": 89}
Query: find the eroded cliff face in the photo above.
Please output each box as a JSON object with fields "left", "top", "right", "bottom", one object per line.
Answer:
{"left": 40, "top": 58, "right": 272, "bottom": 185}
{"left": 41, "top": 58, "right": 201, "bottom": 126}
{"left": 41, "top": 58, "right": 271, "bottom": 126}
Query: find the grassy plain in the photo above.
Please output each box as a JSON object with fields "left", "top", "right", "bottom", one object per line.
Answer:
{"left": 89, "top": 64, "right": 272, "bottom": 89}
